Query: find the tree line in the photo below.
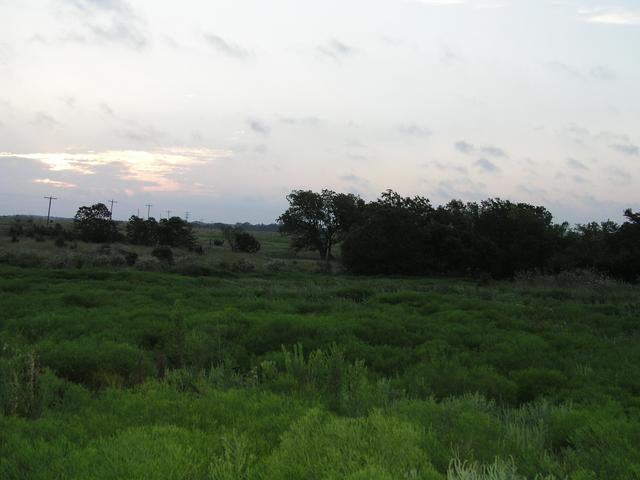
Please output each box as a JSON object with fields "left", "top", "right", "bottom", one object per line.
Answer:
{"left": 278, "top": 189, "right": 640, "bottom": 281}
{"left": 9, "top": 202, "right": 261, "bottom": 254}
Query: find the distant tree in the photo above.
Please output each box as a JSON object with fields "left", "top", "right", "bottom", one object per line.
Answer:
{"left": 474, "top": 199, "right": 556, "bottom": 278}
{"left": 623, "top": 208, "right": 640, "bottom": 224}
{"left": 278, "top": 189, "right": 364, "bottom": 260}
{"left": 221, "top": 226, "right": 260, "bottom": 253}
{"left": 156, "top": 217, "right": 196, "bottom": 249}
{"left": 609, "top": 209, "right": 640, "bottom": 281}
{"left": 341, "top": 191, "right": 434, "bottom": 275}
{"left": 73, "top": 203, "right": 119, "bottom": 243}
{"left": 126, "top": 216, "right": 158, "bottom": 245}
{"left": 234, "top": 232, "right": 261, "bottom": 253}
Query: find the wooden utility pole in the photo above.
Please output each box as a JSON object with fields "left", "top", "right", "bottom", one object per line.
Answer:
{"left": 145, "top": 204, "right": 153, "bottom": 219}
{"left": 44, "top": 196, "right": 57, "bottom": 227}
{"left": 107, "top": 199, "right": 118, "bottom": 220}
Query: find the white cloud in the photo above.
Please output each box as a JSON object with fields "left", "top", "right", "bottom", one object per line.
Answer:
{"left": 1, "top": 148, "right": 232, "bottom": 192}
{"left": 33, "top": 178, "right": 77, "bottom": 188}
{"left": 579, "top": 7, "right": 640, "bottom": 25}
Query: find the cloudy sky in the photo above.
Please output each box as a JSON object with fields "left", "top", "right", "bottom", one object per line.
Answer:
{"left": 0, "top": 0, "right": 638, "bottom": 223}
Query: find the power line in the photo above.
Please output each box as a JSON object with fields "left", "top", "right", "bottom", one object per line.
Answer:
{"left": 44, "top": 196, "right": 57, "bottom": 227}
{"left": 107, "top": 199, "right": 118, "bottom": 220}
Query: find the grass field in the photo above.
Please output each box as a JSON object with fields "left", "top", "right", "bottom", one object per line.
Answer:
{"left": 0, "top": 217, "right": 327, "bottom": 274}
{"left": 1, "top": 257, "right": 640, "bottom": 478}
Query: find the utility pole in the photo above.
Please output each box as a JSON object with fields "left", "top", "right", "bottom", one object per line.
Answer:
{"left": 137, "top": 208, "right": 140, "bottom": 217}
{"left": 107, "top": 199, "right": 118, "bottom": 220}
{"left": 44, "top": 196, "right": 57, "bottom": 227}
{"left": 184, "top": 211, "right": 190, "bottom": 222}
{"left": 145, "top": 204, "right": 153, "bottom": 219}
{"left": 166, "top": 210, "right": 171, "bottom": 219}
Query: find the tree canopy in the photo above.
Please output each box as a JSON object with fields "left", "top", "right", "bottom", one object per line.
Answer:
{"left": 73, "top": 203, "right": 120, "bottom": 243}
{"left": 279, "top": 189, "right": 639, "bottom": 281}
{"left": 278, "top": 189, "right": 364, "bottom": 260}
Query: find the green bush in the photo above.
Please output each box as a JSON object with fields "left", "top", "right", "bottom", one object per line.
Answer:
{"left": 264, "top": 409, "right": 442, "bottom": 479}
{"left": 37, "top": 339, "right": 155, "bottom": 389}
{"left": 151, "top": 245, "right": 174, "bottom": 264}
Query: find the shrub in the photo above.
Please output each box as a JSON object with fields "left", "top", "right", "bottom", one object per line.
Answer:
{"left": 265, "top": 260, "right": 286, "bottom": 273}
{"left": 234, "top": 232, "right": 261, "bottom": 253}
{"left": 135, "top": 257, "right": 164, "bottom": 272}
{"left": 37, "top": 339, "right": 155, "bottom": 389}
{"left": 264, "top": 409, "right": 441, "bottom": 479}
{"left": 61, "top": 426, "right": 212, "bottom": 479}
{"left": 0, "top": 348, "right": 75, "bottom": 419}
{"left": 172, "top": 259, "right": 212, "bottom": 277}
{"left": 222, "top": 227, "right": 261, "bottom": 253}
{"left": 117, "top": 249, "right": 139, "bottom": 266}
{"left": 152, "top": 246, "right": 174, "bottom": 264}
{"left": 230, "top": 259, "right": 255, "bottom": 273}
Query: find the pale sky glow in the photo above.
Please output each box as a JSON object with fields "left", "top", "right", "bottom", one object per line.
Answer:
{"left": 0, "top": 0, "right": 639, "bottom": 223}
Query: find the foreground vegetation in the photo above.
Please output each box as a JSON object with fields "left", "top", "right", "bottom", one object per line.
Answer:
{"left": 2, "top": 264, "right": 639, "bottom": 479}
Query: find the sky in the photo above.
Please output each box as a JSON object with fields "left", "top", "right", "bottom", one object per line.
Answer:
{"left": 0, "top": 0, "right": 638, "bottom": 223}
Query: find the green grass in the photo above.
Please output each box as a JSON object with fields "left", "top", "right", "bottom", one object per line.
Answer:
{"left": 0, "top": 221, "right": 327, "bottom": 274}
{"left": 1, "top": 265, "right": 639, "bottom": 478}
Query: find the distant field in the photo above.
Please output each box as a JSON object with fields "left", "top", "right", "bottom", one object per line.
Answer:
{"left": 0, "top": 217, "right": 327, "bottom": 274}
{"left": 1, "top": 264, "right": 639, "bottom": 478}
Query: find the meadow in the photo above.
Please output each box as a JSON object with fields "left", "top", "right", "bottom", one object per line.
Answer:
{"left": 1, "top": 225, "right": 640, "bottom": 479}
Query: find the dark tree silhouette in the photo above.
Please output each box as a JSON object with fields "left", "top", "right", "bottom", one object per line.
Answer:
{"left": 278, "top": 189, "right": 364, "bottom": 260}
{"left": 73, "top": 203, "right": 119, "bottom": 243}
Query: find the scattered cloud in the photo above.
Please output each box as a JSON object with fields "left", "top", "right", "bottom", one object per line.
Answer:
{"left": 579, "top": 7, "right": 640, "bottom": 25}
{"left": 203, "top": 33, "right": 252, "bottom": 59}
{"left": 589, "top": 65, "right": 616, "bottom": 80}
{"left": 572, "top": 174, "right": 590, "bottom": 185}
{"left": 475, "top": 158, "right": 499, "bottom": 173}
{"left": 424, "top": 160, "right": 467, "bottom": 174}
{"left": 121, "top": 124, "right": 165, "bottom": 144}
{"left": 609, "top": 143, "right": 639, "bottom": 156}
{"left": 279, "top": 116, "right": 321, "bottom": 127}
{"left": 0, "top": 148, "right": 232, "bottom": 192}
{"left": 567, "top": 158, "right": 588, "bottom": 170}
{"left": 480, "top": 146, "right": 507, "bottom": 158}
{"left": 33, "top": 178, "right": 77, "bottom": 188}
{"left": 548, "top": 62, "right": 615, "bottom": 81}
{"left": 317, "top": 39, "right": 358, "bottom": 62}
{"left": 341, "top": 173, "right": 370, "bottom": 187}
{"left": 439, "top": 44, "right": 463, "bottom": 66}
{"left": 436, "top": 177, "right": 487, "bottom": 201}
{"left": 62, "top": 0, "right": 148, "bottom": 49}
{"left": 60, "top": 95, "right": 77, "bottom": 109}
{"left": 606, "top": 166, "right": 632, "bottom": 186}
{"left": 32, "top": 112, "right": 60, "bottom": 129}
{"left": 248, "top": 119, "right": 270, "bottom": 135}
{"left": 99, "top": 102, "right": 115, "bottom": 116}
{"left": 396, "top": 123, "right": 432, "bottom": 137}
{"left": 454, "top": 141, "right": 475, "bottom": 154}
{"left": 455, "top": 140, "right": 507, "bottom": 158}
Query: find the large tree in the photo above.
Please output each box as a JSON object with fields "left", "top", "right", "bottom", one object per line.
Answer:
{"left": 278, "top": 189, "right": 364, "bottom": 260}
{"left": 73, "top": 203, "right": 119, "bottom": 243}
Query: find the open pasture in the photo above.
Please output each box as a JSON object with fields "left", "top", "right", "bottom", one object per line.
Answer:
{"left": 1, "top": 265, "right": 640, "bottom": 478}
